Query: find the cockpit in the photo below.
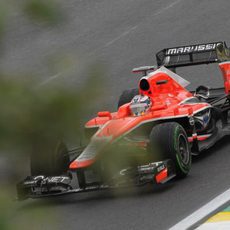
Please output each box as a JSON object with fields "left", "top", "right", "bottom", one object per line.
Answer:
{"left": 130, "top": 95, "right": 152, "bottom": 116}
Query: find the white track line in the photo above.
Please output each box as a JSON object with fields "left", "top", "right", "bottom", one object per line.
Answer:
{"left": 169, "top": 188, "right": 230, "bottom": 230}
{"left": 38, "top": 73, "right": 61, "bottom": 87}
{"left": 153, "top": 0, "right": 183, "bottom": 17}
{"left": 103, "top": 0, "right": 183, "bottom": 48}
{"left": 88, "top": 0, "right": 184, "bottom": 55}
{"left": 104, "top": 26, "right": 138, "bottom": 47}
{"left": 38, "top": 0, "right": 184, "bottom": 86}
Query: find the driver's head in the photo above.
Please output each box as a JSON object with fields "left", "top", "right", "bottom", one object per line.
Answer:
{"left": 130, "top": 95, "right": 152, "bottom": 116}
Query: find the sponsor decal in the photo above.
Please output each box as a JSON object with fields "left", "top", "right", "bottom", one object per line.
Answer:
{"left": 45, "top": 176, "right": 69, "bottom": 183}
{"left": 189, "top": 117, "right": 195, "bottom": 126}
{"left": 157, "top": 164, "right": 165, "bottom": 172}
{"left": 33, "top": 175, "right": 45, "bottom": 180}
{"left": 31, "top": 176, "right": 69, "bottom": 184}
{"left": 194, "top": 109, "right": 211, "bottom": 129}
{"left": 165, "top": 43, "right": 221, "bottom": 55}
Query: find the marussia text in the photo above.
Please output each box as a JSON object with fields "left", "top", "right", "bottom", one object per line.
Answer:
{"left": 166, "top": 43, "right": 221, "bottom": 55}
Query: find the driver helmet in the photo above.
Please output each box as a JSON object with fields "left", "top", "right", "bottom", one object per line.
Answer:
{"left": 130, "top": 95, "right": 152, "bottom": 116}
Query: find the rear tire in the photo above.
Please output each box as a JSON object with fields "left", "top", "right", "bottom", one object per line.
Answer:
{"left": 30, "top": 142, "right": 70, "bottom": 176}
{"left": 117, "top": 88, "right": 139, "bottom": 109}
{"left": 149, "top": 122, "right": 191, "bottom": 178}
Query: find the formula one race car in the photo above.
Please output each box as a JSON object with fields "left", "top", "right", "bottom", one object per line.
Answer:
{"left": 17, "top": 41, "right": 230, "bottom": 200}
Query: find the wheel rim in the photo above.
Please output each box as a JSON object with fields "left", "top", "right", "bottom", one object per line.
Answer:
{"left": 178, "top": 134, "right": 190, "bottom": 165}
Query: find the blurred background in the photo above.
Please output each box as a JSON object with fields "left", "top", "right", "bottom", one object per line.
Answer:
{"left": 0, "top": 1, "right": 107, "bottom": 229}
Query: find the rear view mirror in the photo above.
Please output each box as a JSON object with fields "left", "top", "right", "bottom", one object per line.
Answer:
{"left": 194, "top": 85, "right": 210, "bottom": 99}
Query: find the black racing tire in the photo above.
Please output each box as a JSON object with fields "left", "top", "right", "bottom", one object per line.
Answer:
{"left": 117, "top": 88, "right": 139, "bottom": 109}
{"left": 30, "top": 142, "right": 70, "bottom": 176}
{"left": 149, "top": 122, "right": 191, "bottom": 178}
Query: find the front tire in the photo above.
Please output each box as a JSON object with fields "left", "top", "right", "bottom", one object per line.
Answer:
{"left": 149, "top": 122, "right": 191, "bottom": 178}
{"left": 30, "top": 142, "right": 70, "bottom": 176}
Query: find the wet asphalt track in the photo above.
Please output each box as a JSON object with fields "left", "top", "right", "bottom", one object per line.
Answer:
{"left": 2, "top": 0, "right": 230, "bottom": 229}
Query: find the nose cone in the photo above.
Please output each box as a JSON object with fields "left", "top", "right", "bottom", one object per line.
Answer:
{"left": 70, "top": 117, "right": 143, "bottom": 170}
{"left": 69, "top": 159, "right": 95, "bottom": 169}
{"left": 69, "top": 136, "right": 111, "bottom": 170}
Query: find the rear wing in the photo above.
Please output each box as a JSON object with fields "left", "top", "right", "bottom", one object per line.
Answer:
{"left": 156, "top": 42, "right": 230, "bottom": 68}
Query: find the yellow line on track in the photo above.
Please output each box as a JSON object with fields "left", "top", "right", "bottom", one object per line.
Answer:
{"left": 206, "top": 212, "right": 230, "bottom": 223}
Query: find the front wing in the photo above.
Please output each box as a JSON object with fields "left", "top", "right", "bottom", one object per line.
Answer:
{"left": 17, "top": 160, "right": 176, "bottom": 200}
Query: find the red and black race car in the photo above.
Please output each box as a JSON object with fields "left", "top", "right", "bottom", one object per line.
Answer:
{"left": 17, "top": 41, "right": 230, "bottom": 200}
